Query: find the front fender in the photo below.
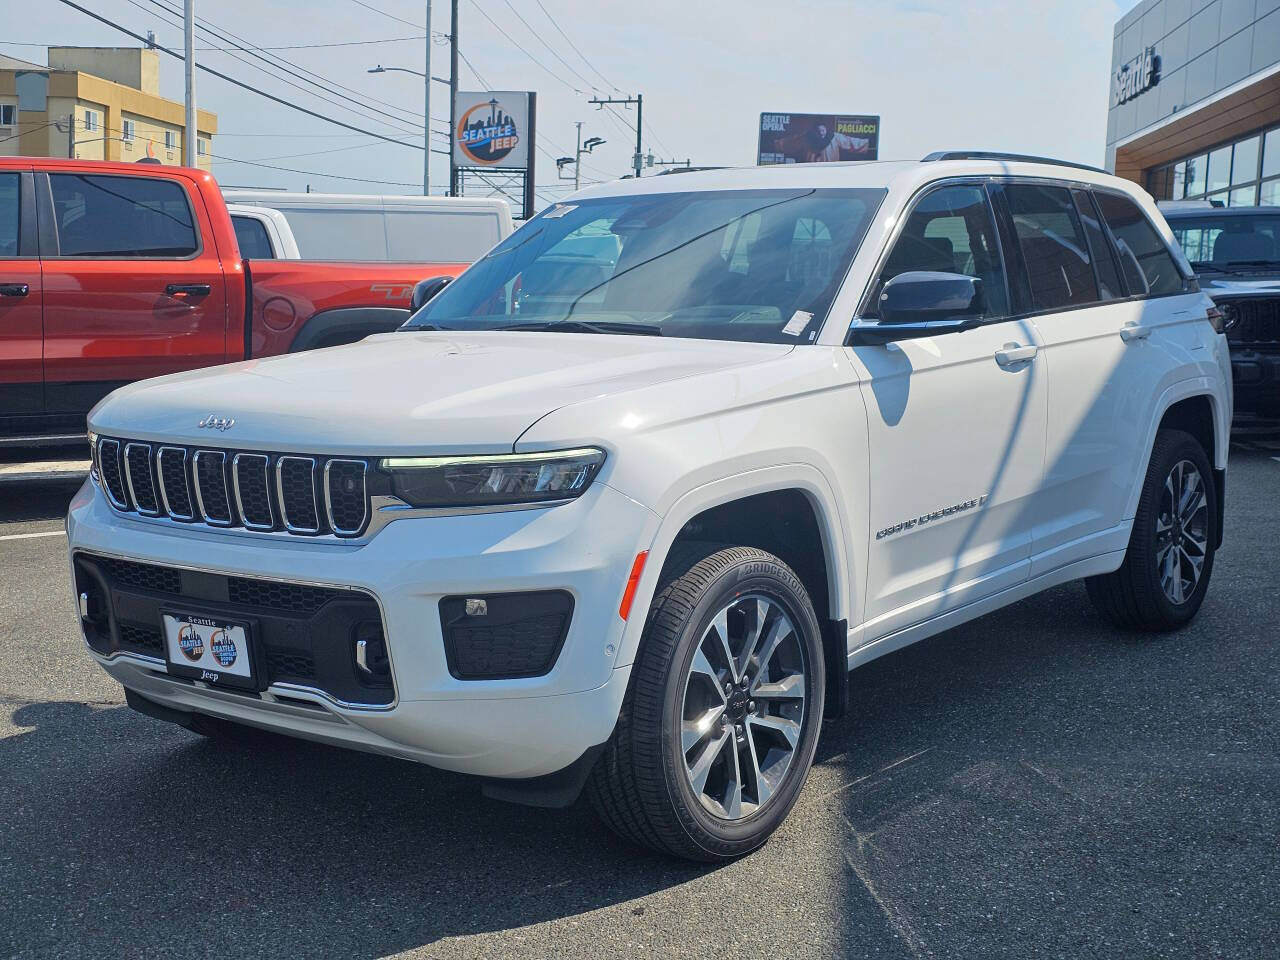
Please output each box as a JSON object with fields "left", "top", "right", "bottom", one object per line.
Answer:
{"left": 610, "top": 462, "right": 856, "bottom": 671}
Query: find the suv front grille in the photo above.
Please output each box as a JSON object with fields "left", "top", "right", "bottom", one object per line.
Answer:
{"left": 96, "top": 437, "right": 370, "bottom": 538}
{"left": 1223, "top": 297, "right": 1280, "bottom": 345}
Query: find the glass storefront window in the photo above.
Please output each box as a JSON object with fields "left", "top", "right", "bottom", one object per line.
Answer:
{"left": 1229, "top": 185, "right": 1258, "bottom": 207}
{"left": 1261, "top": 179, "right": 1280, "bottom": 207}
{"left": 1233, "top": 136, "right": 1260, "bottom": 185}
{"left": 1207, "top": 145, "right": 1233, "bottom": 193}
{"left": 1264, "top": 130, "right": 1280, "bottom": 180}
{"left": 1185, "top": 155, "right": 1208, "bottom": 197}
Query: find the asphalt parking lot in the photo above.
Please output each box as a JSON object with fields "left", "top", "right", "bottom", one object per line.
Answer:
{"left": 1, "top": 442, "right": 1277, "bottom": 960}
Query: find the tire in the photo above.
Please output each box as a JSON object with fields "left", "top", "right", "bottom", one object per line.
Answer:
{"left": 1086, "top": 428, "right": 1217, "bottom": 632}
{"left": 587, "top": 544, "right": 826, "bottom": 862}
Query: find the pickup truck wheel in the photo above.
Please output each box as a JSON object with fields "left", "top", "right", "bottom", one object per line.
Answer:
{"left": 1086, "top": 429, "right": 1217, "bottom": 632}
{"left": 587, "top": 545, "right": 825, "bottom": 862}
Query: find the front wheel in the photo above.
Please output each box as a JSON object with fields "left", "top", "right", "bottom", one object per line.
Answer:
{"left": 587, "top": 545, "right": 826, "bottom": 862}
{"left": 1086, "top": 429, "right": 1218, "bottom": 631}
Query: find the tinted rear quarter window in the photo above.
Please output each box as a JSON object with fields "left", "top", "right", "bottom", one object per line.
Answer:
{"left": 1093, "top": 191, "right": 1184, "bottom": 296}
{"left": 49, "top": 173, "right": 198, "bottom": 257}
{"left": 231, "top": 216, "right": 276, "bottom": 259}
{"left": 1004, "top": 183, "right": 1098, "bottom": 311}
{"left": 0, "top": 173, "right": 18, "bottom": 257}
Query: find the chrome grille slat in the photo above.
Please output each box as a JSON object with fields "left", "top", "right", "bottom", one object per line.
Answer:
{"left": 96, "top": 437, "right": 369, "bottom": 539}
{"left": 156, "top": 446, "right": 194, "bottom": 521}
{"left": 324, "top": 459, "right": 368, "bottom": 537}
{"left": 123, "top": 442, "right": 160, "bottom": 516}
{"left": 98, "top": 439, "right": 129, "bottom": 509}
{"left": 277, "top": 456, "right": 320, "bottom": 534}
{"left": 233, "top": 453, "right": 274, "bottom": 530}
{"left": 192, "top": 450, "right": 233, "bottom": 526}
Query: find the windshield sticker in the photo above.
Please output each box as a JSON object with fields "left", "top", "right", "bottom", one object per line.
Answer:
{"left": 543, "top": 204, "right": 577, "bottom": 219}
{"left": 782, "top": 310, "right": 813, "bottom": 336}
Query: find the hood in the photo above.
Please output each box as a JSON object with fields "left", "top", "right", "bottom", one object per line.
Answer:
{"left": 89, "top": 331, "right": 793, "bottom": 454}
{"left": 1199, "top": 275, "right": 1280, "bottom": 297}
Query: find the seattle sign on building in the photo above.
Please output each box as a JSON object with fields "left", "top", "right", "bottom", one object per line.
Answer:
{"left": 1112, "top": 47, "right": 1160, "bottom": 107}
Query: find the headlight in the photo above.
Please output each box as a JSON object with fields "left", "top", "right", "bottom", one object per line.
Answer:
{"left": 87, "top": 430, "right": 99, "bottom": 480}
{"left": 378, "top": 447, "right": 606, "bottom": 508}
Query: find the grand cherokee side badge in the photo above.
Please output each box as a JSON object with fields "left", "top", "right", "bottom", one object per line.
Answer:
{"left": 198, "top": 414, "right": 235, "bottom": 431}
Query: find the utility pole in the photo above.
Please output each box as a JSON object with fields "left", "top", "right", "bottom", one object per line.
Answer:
{"left": 423, "top": 0, "right": 431, "bottom": 194}
{"left": 183, "top": 0, "right": 197, "bottom": 166}
{"left": 588, "top": 94, "right": 643, "bottom": 178}
{"left": 449, "top": 0, "right": 459, "bottom": 196}
{"left": 574, "top": 121, "right": 582, "bottom": 191}
{"left": 67, "top": 113, "right": 75, "bottom": 158}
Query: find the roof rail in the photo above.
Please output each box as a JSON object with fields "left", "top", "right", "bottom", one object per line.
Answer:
{"left": 922, "top": 151, "right": 1108, "bottom": 175}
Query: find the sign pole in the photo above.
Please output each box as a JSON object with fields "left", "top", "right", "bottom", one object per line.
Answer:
{"left": 183, "top": 0, "right": 197, "bottom": 166}
{"left": 449, "top": 0, "right": 459, "bottom": 196}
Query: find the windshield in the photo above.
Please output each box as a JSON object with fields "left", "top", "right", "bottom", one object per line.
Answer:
{"left": 402, "top": 188, "right": 884, "bottom": 343}
{"left": 1169, "top": 213, "right": 1280, "bottom": 268}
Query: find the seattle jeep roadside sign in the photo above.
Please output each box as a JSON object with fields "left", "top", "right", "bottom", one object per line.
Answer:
{"left": 1112, "top": 46, "right": 1159, "bottom": 107}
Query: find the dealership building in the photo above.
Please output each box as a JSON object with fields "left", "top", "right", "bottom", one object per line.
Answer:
{"left": 1106, "top": 0, "right": 1280, "bottom": 205}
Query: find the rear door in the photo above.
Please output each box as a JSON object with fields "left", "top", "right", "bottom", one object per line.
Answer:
{"left": 1013, "top": 183, "right": 1201, "bottom": 575}
{"left": 38, "top": 170, "right": 229, "bottom": 417}
{"left": 0, "top": 169, "right": 44, "bottom": 423}
{"left": 848, "top": 182, "right": 1048, "bottom": 639}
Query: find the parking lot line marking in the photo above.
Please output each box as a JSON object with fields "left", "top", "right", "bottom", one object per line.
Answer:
{"left": 0, "top": 530, "right": 65, "bottom": 542}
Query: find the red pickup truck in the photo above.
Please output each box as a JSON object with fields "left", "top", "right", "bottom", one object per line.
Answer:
{"left": 0, "top": 158, "right": 468, "bottom": 442}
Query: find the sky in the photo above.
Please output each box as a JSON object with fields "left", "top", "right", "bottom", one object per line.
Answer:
{"left": 9, "top": 0, "right": 1132, "bottom": 209}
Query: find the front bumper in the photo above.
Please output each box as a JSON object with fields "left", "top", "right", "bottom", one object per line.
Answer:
{"left": 66, "top": 477, "right": 658, "bottom": 779}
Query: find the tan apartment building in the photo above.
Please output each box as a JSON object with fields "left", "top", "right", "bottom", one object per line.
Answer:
{"left": 0, "top": 47, "right": 216, "bottom": 169}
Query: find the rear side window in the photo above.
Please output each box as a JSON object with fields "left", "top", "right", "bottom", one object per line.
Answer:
{"left": 1093, "top": 191, "right": 1185, "bottom": 296}
{"left": 283, "top": 208, "right": 388, "bottom": 260}
{"left": 1071, "top": 189, "right": 1123, "bottom": 301}
{"left": 49, "top": 174, "right": 198, "bottom": 258}
{"left": 878, "top": 184, "right": 1009, "bottom": 318}
{"left": 0, "top": 173, "right": 19, "bottom": 258}
{"left": 231, "top": 215, "right": 276, "bottom": 259}
{"left": 1004, "top": 184, "right": 1098, "bottom": 311}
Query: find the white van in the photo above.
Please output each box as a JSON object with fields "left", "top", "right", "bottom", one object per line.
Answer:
{"left": 220, "top": 191, "right": 513, "bottom": 262}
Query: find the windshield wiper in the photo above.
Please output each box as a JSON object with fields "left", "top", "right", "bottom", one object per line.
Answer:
{"left": 496, "top": 319, "right": 663, "bottom": 336}
{"left": 1190, "top": 262, "right": 1239, "bottom": 274}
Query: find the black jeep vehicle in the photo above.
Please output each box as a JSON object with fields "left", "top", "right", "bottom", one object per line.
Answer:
{"left": 1164, "top": 205, "right": 1280, "bottom": 421}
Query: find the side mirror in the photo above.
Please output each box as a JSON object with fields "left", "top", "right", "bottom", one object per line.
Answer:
{"left": 850, "top": 271, "right": 985, "bottom": 344}
{"left": 410, "top": 275, "right": 453, "bottom": 313}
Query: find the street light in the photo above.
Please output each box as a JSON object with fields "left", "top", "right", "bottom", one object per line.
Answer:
{"left": 558, "top": 123, "right": 606, "bottom": 191}
{"left": 368, "top": 60, "right": 456, "bottom": 197}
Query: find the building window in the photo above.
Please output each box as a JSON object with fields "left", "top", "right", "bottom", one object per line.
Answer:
{"left": 197, "top": 138, "right": 207, "bottom": 156}
{"left": 0, "top": 104, "right": 15, "bottom": 127}
{"left": 82, "top": 110, "right": 98, "bottom": 132}
{"left": 164, "top": 130, "right": 177, "bottom": 150}
{"left": 121, "top": 119, "right": 136, "bottom": 142}
{"left": 1145, "top": 124, "right": 1280, "bottom": 208}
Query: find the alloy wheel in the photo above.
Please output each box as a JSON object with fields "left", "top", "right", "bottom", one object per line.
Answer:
{"left": 679, "top": 593, "right": 808, "bottom": 821}
{"left": 1156, "top": 459, "right": 1210, "bottom": 605}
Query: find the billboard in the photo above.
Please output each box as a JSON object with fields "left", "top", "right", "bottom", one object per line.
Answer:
{"left": 453, "top": 91, "right": 533, "bottom": 170}
{"left": 757, "top": 113, "right": 880, "bottom": 165}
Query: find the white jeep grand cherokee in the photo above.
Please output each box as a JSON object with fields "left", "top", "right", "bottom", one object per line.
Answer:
{"left": 68, "top": 153, "right": 1232, "bottom": 861}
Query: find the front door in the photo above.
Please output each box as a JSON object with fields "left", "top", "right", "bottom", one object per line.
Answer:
{"left": 847, "top": 183, "right": 1048, "bottom": 640}
{"left": 38, "top": 170, "right": 228, "bottom": 418}
{"left": 0, "top": 169, "right": 43, "bottom": 427}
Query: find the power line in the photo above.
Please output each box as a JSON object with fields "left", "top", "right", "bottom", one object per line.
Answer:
{"left": 346, "top": 0, "right": 424, "bottom": 29}
{"left": 53, "top": 0, "right": 419, "bottom": 149}
{"left": 497, "top": 0, "right": 598, "bottom": 92}
{"left": 467, "top": 0, "right": 581, "bottom": 93}
{"left": 135, "top": 0, "right": 426, "bottom": 132}
{"left": 531, "top": 0, "right": 619, "bottom": 93}
{"left": 212, "top": 150, "right": 422, "bottom": 187}
{"left": 455, "top": 47, "right": 491, "bottom": 88}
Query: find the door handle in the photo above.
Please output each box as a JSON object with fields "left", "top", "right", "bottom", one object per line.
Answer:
{"left": 0, "top": 283, "right": 29, "bottom": 297}
{"left": 994, "top": 343, "right": 1038, "bottom": 366}
{"left": 1120, "top": 320, "right": 1152, "bottom": 342}
{"left": 165, "top": 283, "right": 211, "bottom": 298}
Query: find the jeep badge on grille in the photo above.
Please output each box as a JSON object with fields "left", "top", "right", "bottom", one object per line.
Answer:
{"left": 198, "top": 414, "right": 235, "bottom": 431}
